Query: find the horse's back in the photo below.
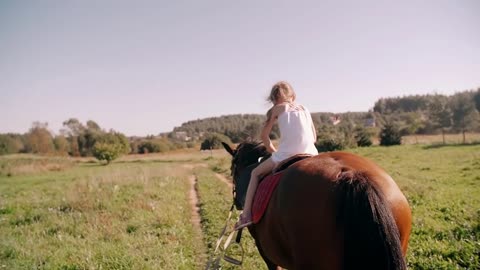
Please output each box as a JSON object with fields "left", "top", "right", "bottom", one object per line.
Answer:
{"left": 256, "top": 151, "right": 411, "bottom": 269}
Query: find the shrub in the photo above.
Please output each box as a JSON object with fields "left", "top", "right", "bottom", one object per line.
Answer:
{"left": 137, "top": 139, "right": 176, "bottom": 154}
{"left": 380, "top": 123, "right": 402, "bottom": 146}
{"left": 137, "top": 141, "right": 161, "bottom": 154}
{"left": 92, "top": 131, "right": 130, "bottom": 163}
{"left": 92, "top": 143, "right": 121, "bottom": 164}
{"left": 315, "top": 138, "right": 345, "bottom": 152}
{"left": 315, "top": 131, "right": 346, "bottom": 152}
{"left": 354, "top": 127, "right": 373, "bottom": 147}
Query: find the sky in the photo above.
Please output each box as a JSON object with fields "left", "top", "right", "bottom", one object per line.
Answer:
{"left": 1, "top": 0, "right": 479, "bottom": 136}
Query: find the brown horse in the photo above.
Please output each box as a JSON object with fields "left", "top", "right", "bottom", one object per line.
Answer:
{"left": 222, "top": 141, "right": 411, "bottom": 270}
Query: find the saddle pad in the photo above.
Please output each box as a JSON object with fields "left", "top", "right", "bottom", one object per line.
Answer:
{"left": 252, "top": 172, "right": 283, "bottom": 224}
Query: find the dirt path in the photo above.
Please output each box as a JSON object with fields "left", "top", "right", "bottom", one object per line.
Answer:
{"left": 186, "top": 165, "right": 232, "bottom": 231}
{"left": 188, "top": 175, "right": 202, "bottom": 231}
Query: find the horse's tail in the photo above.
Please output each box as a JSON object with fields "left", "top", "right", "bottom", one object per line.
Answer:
{"left": 335, "top": 171, "right": 406, "bottom": 270}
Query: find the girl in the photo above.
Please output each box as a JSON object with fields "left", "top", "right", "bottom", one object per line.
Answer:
{"left": 235, "top": 81, "right": 318, "bottom": 230}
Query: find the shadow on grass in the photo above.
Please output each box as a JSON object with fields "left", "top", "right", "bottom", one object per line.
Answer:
{"left": 422, "top": 141, "right": 480, "bottom": 150}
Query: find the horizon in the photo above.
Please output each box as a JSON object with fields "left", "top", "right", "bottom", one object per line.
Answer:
{"left": 1, "top": 1, "right": 479, "bottom": 136}
{"left": 4, "top": 87, "right": 479, "bottom": 137}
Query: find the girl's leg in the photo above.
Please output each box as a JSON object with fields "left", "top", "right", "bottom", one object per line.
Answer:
{"left": 235, "top": 157, "right": 276, "bottom": 229}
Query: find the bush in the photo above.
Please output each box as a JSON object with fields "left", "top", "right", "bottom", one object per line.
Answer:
{"left": 315, "top": 131, "right": 346, "bottom": 152}
{"left": 137, "top": 141, "right": 161, "bottom": 154}
{"left": 92, "top": 131, "right": 130, "bottom": 163}
{"left": 354, "top": 127, "right": 373, "bottom": 147}
{"left": 92, "top": 143, "right": 121, "bottom": 164}
{"left": 315, "top": 138, "right": 345, "bottom": 152}
{"left": 137, "top": 139, "right": 176, "bottom": 154}
{"left": 380, "top": 123, "right": 402, "bottom": 146}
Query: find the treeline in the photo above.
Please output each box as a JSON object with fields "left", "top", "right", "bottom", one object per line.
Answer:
{"left": 175, "top": 88, "right": 480, "bottom": 148}
{"left": 0, "top": 119, "right": 193, "bottom": 160}
{"left": 173, "top": 114, "right": 271, "bottom": 142}
{"left": 174, "top": 112, "right": 373, "bottom": 143}
{"left": 373, "top": 89, "right": 480, "bottom": 142}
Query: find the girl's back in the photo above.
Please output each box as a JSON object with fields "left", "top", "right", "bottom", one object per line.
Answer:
{"left": 274, "top": 103, "right": 318, "bottom": 163}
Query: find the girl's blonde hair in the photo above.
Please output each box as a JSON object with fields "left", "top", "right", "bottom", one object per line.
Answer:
{"left": 267, "top": 81, "right": 296, "bottom": 104}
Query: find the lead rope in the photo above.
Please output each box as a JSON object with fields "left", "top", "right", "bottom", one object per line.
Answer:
{"left": 205, "top": 192, "right": 245, "bottom": 269}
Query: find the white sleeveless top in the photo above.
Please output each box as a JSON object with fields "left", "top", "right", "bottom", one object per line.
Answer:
{"left": 271, "top": 104, "right": 318, "bottom": 164}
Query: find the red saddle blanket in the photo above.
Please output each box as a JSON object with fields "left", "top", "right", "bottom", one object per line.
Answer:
{"left": 252, "top": 172, "right": 283, "bottom": 224}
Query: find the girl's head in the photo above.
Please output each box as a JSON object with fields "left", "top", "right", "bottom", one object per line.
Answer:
{"left": 267, "top": 81, "right": 296, "bottom": 104}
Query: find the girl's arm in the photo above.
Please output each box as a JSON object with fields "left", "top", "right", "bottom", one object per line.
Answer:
{"left": 261, "top": 106, "right": 281, "bottom": 153}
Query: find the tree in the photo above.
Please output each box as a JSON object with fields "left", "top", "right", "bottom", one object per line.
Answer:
{"left": 53, "top": 135, "right": 70, "bottom": 155}
{"left": 62, "top": 118, "right": 85, "bottom": 156}
{"left": 62, "top": 118, "right": 85, "bottom": 137}
{"left": 0, "top": 134, "right": 23, "bottom": 155}
{"left": 243, "top": 122, "right": 262, "bottom": 140}
{"left": 25, "top": 122, "right": 55, "bottom": 154}
{"left": 86, "top": 120, "right": 101, "bottom": 132}
{"left": 404, "top": 112, "right": 425, "bottom": 144}
{"left": 474, "top": 89, "right": 480, "bottom": 113}
{"left": 61, "top": 118, "right": 108, "bottom": 156}
{"left": 336, "top": 117, "right": 357, "bottom": 148}
{"left": 380, "top": 123, "right": 402, "bottom": 146}
{"left": 450, "top": 93, "right": 479, "bottom": 144}
{"left": 428, "top": 95, "right": 452, "bottom": 144}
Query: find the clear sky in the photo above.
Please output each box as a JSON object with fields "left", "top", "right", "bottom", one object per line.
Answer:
{"left": 1, "top": 0, "right": 479, "bottom": 136}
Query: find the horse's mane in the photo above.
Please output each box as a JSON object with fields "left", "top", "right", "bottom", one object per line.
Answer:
{"left": 233, "top": 141, "right": 269, "bottom": 173}
{"left": 230, "top": 141, "right": 270, "bottom": 210}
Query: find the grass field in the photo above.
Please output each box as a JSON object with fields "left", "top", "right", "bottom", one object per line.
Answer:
{"left": 1, "top": 142, "right": 479, "bottom": 269}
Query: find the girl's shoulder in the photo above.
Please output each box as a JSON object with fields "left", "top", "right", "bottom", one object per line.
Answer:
{"left": 271, "top": 103, "right": 289, "bottom": 115}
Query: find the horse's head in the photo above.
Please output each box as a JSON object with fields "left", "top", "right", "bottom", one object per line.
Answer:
{"left": 222, "top": 141, "right": 270, "bottom": 209}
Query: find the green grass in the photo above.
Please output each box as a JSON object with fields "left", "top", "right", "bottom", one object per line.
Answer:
{"left": 350, "top": 144, "right": 480, "bottom": 269}
{"left": 1, "top": 144, "right": 479, "bottom": 269}
{"left": 0, "top": 161, "right": 205, "bottom": 269}
{"left": 193, "top": 167, "right": 266, "bottom": 270}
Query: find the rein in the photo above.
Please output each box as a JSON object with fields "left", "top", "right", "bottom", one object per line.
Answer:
{"left": 205, "top": 142, "right": 269, "bottom": 269}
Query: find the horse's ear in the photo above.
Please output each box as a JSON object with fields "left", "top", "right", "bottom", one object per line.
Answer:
{"left": 222, "top": 142, "right": 235, "bottom": 156}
